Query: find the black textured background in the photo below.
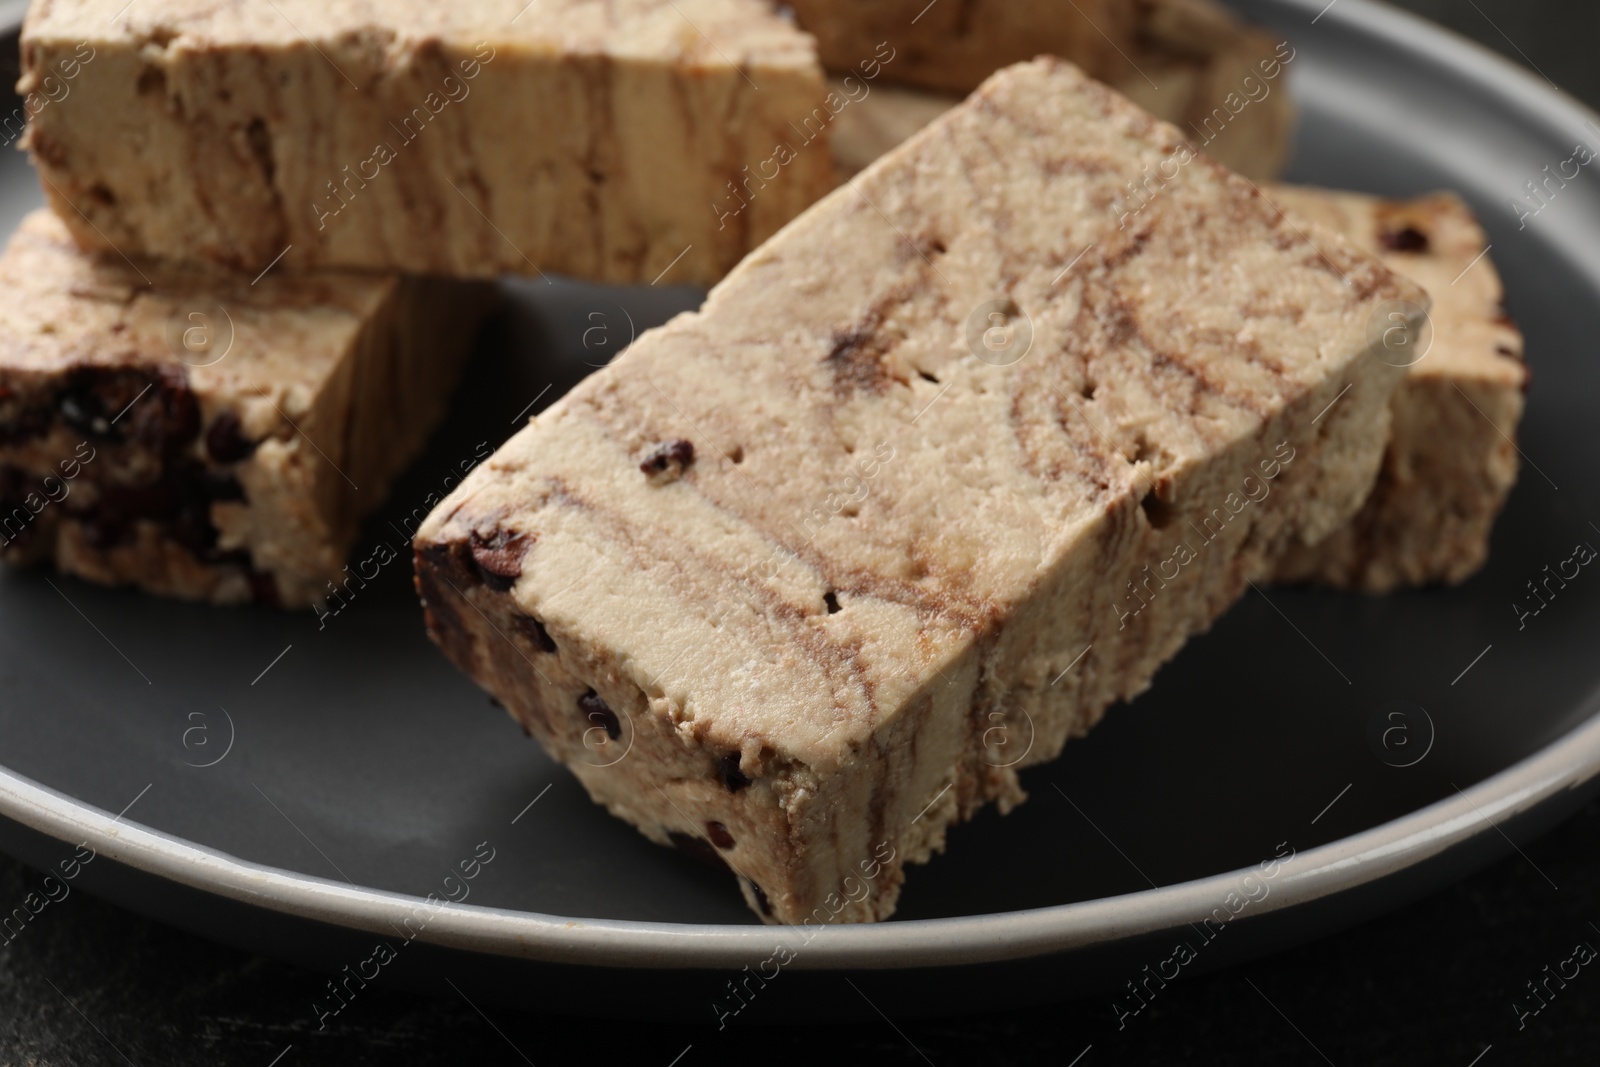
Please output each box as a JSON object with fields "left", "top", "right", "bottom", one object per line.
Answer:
{"left": 6, "top": 1, "right": 1600, "bottom": 1064}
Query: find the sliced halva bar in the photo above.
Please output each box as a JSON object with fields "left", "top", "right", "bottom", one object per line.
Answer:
{"left": 414, "top": 59, "right": 1425, "bottom": 924}
{"left": 1269, "top": 186, "right": 1527, "bottom": 591}
{"left": 0, "top": 209, "right": 494, "bottom": 607}
{"left": 19, "top": 0, "right": 833, "bottom": 285}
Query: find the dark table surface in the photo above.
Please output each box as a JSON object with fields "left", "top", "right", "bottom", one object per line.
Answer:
{"left": 7, "top": 1, "right": 1600, "bottom": 1063}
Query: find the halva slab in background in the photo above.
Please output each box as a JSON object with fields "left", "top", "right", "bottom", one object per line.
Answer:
{"left": 1270, "top": 186, "right": 1528, "bottom": 592}
{"left": 828, "top": 0, "right": 1297, "bottom": 181}
{"left": 786, "top": 0, "right": 1141, "bottom": 94}
{"left": 18, "top": 0, "right": 834, "bottom": 285}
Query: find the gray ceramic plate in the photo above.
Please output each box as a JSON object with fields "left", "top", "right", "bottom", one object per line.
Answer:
{"left": 2, "top": 0, "right": 1599, "bottom": 1022}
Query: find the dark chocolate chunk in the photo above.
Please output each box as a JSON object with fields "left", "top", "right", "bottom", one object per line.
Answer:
{"left": 515, "top": 614, "right": 557, "bottom": 653}
{"left": 417, "top": 541, "right": 466, "bottom": 579}
{"left": 719, "top": 752, "right": 751, "bottom": 793}
{"left": 1378, "top": 225, "right": 1429, "bottom": 253}
{"left": 0, "top": 466, "right": 43, "bottom": 551}
{"left": 668, "top": 830, "right": 728, "bottom": 872}
{"left": 205, "top": 410, "right": 257, "bottom": 464}
{"left": 58, "top": 380, "right": 116, "bottom": 440}
{"left": 578, "top": 689, "right": 621, "bottom": 741}
{"left": 824, "top": 591, "right": 841, "bottom": 614}
{"left": 247, "top": 569, "right": 280, "bottom": 607}
{"left": 0, "top": 401, "right": 53, "bottom": 447}
{"left": 202, "top": 470, "right": 246, "bottom": 502}
{"left": 171, "top": 460, "right": 226, "bottom": 561}
{"left": 77, "top": 511, "right": 130, "bottom": 550}
{"left": 416, "top": 541, "right": 482, "bottom": 603}
{"left": 705, "top": 821, "right": 736, "bottom": 850}
{"left": 168, "top": 501, "right": 221, "bottom": 559}
{"left": 416, "top": 570, "right": 473, "bottom": 670}
{"left": 96, "top": 478, "right": 176, "bottom": 518}
{"left": 155, "top": 368, "right": 201, "bottom": 450}
{"left": 640, "top": 439, "right": 695, "bottom": 479}
{"left": 69, "top": 454, "right": 228, "bottom": 559}
{"left": 469, "top": 528, "right": 531, "bottom": 592}
{"left": 56, "top": 366, "right": 199, "bottom": 455}
{"left": 208, "top": 546, "right": 253, "bottom": 568}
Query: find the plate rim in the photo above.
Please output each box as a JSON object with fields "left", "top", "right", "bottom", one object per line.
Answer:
{"left": 2, "top": 0, "right": 1598, "bottom": 971}
{"left": 5, "top": 711, "right": 1599, "bottom": 971}
{"left": 0, "top": 1, "right": 23, "bottom": 36}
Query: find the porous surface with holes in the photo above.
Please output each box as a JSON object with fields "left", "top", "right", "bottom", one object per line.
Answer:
{"left": 413, "top": 59, "right": 1424, "bottom": 924}
{"left": 18, "top": 0, "right": 832, "bottom": 285}
{"left": 1270, "top": 187, "right": 1528, "bottom": 591}
{"left": 0, "top": 209, "right": 493, "bottom": 607}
